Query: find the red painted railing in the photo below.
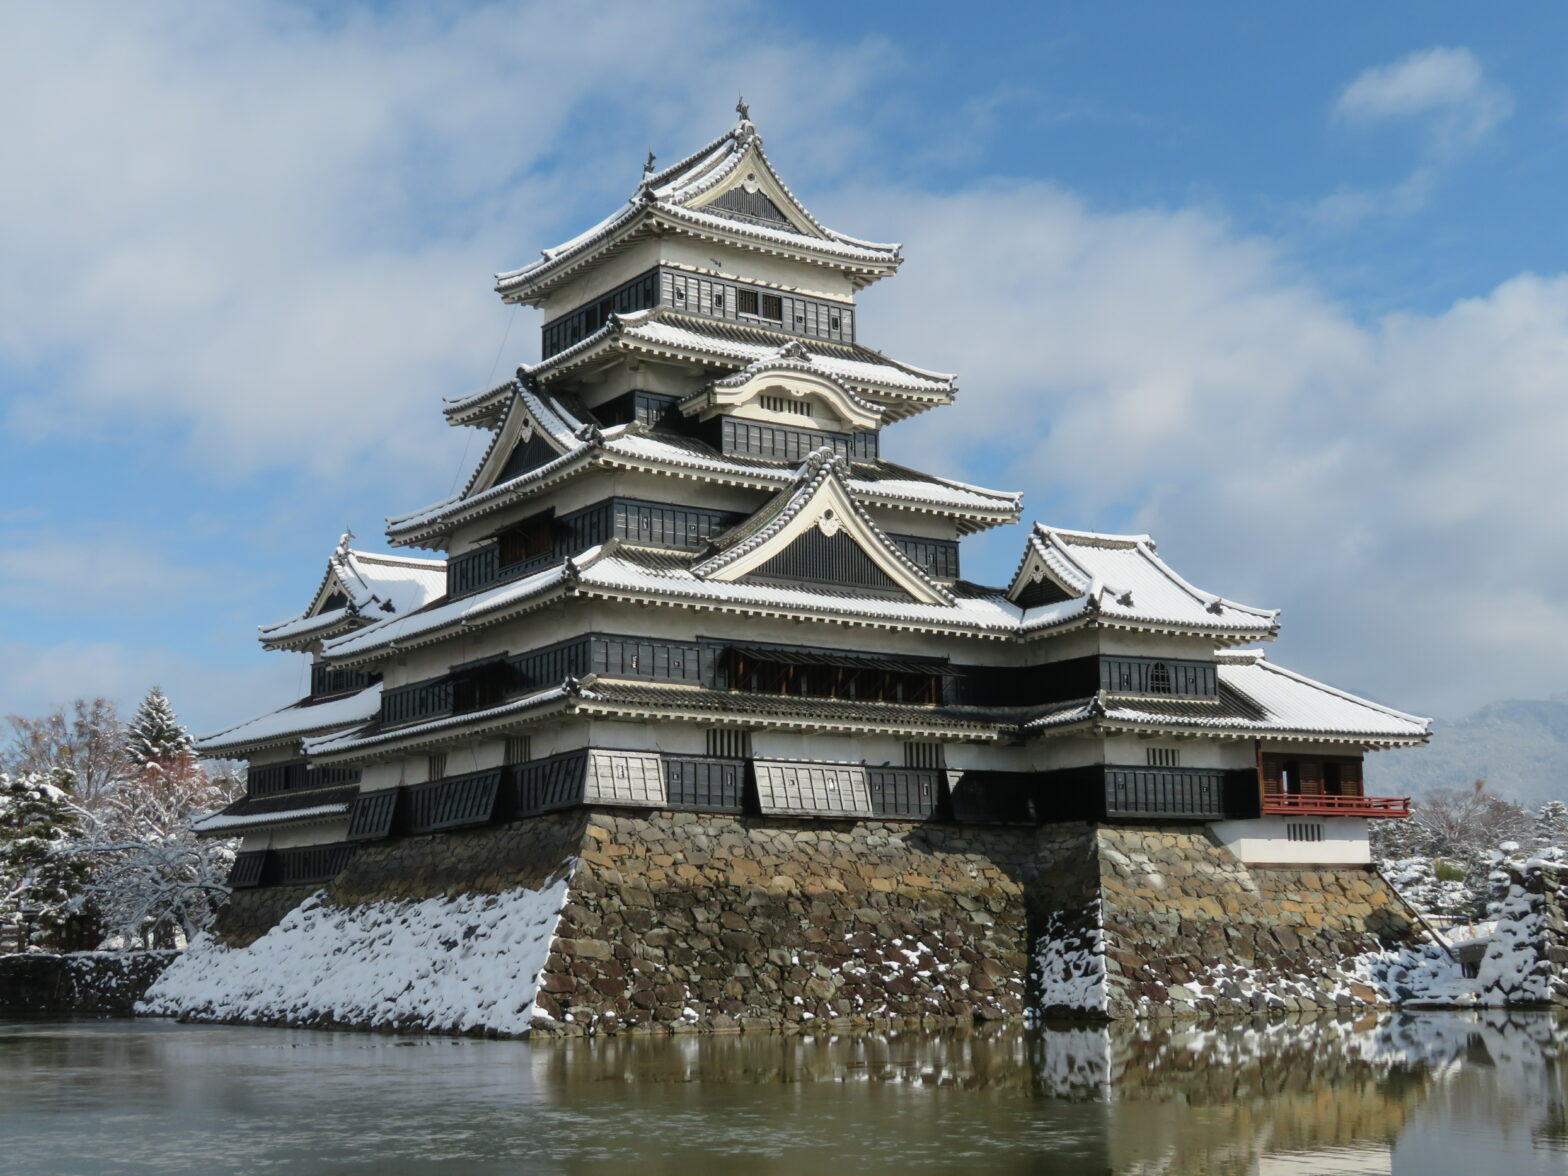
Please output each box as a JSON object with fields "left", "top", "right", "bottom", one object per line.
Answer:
{"left": 1262, "top": 793, "right": 1411, "bottom": 819}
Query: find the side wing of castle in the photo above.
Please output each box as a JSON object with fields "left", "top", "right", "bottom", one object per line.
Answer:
{"left": 194, "top": 111, "right": 1428, "bottom": 897}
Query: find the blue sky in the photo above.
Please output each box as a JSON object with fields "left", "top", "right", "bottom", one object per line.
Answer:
{"left": 3, "top": 2, "right": 1567, "bottom": 734}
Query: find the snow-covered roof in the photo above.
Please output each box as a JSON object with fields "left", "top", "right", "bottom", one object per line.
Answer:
{"left": 192, "top": 801, "right": 351, "bottom": 835}
{"left": 1023, "top": 650, "right": 1429, "bottom": 746}
{"left": 691, "top": 448, "right": 954, "bottom": 606}
{"left": 384, "top": 395, "right": 1021, "bottom": 546}
{"left": 194, "top": 684, "right": 384, "bottom": 757}
{"left": 1010, "top": 525, "right": 1280, "bottom": 639}
{"left": 320, "top": 542, "right": 1025, "bottom": 665}
{"left": 530, "top": 308, "right": 954, "bottom": 408}
{"left": 494, "top": 116, "right": 901, "bottom": 302}
{"left": 260, "top": 535, "right": 446, "bottom": 651}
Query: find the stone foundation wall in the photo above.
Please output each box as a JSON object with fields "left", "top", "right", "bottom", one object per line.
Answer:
{"left": 0, "top": 950, "right": 177, "bottom": 1015}
{"left": 533, "top": 812, "right": 1039, "bottom": 1033}
{"left": 1095, "top": 826, "right": 1427, "bottom": 1017}
{"left": 174, "top": 813, "right": 1435, "bottom": 1035}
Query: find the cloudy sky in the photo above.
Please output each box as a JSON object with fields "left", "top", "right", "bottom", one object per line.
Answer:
{"left": 2, "top": 2, "right": 1566, "bottom": 733}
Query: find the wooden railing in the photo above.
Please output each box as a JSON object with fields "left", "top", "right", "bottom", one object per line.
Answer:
{"left": 1262, "top": 793, "right": 1410, "bottom": 818}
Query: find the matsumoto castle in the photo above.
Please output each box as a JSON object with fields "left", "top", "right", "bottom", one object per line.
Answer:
{"left": 195, "top": 108, "right": 1428, "bottom": 907}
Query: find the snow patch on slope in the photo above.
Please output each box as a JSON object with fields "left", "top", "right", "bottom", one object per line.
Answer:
{"left": 139, "top": 876, "right": 570, "bottom": 1035}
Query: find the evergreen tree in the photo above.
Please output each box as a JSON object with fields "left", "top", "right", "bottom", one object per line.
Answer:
{"left": 0, "top": 769, "right": 92, "bottom": 948}
{"left": 124, "top": 688, "right": 192, "bottom": 770}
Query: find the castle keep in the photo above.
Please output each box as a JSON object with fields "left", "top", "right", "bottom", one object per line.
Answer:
{"left": 165, "top": 110, "right": 1435, "bottom": 1033}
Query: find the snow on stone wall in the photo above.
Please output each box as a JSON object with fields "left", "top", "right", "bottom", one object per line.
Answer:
{"left": 1029, "top": 904, "right": 1108, "bottom": 1019}
{"left": 139, "top": 875, "right": 570, "bottom": 1036}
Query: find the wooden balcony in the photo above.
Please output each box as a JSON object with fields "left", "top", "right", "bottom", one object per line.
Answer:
{"left": 1261, "top": 793, "right": 1410, "bottom": 819}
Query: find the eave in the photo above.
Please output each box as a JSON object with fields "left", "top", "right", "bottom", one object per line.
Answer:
{"left": 384, "top": 432, "right": 1020, "bottom": 550}
{"left": 495, "top": 202, "right": 901, "bottom": 306}
{"left": 307, "top": 677, "right": 1004, "bottom": 764}
{"left": 533, "top": 323, "right": 947, "bottom": 423}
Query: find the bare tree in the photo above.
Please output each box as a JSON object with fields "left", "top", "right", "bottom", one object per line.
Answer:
{"left": 1407, "top": 781, "right": 1533, "bottom": 860}
{"left": 2, "top": 699, "right": 128, "bottom": 805}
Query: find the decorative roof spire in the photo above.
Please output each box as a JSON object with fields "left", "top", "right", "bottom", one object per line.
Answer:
{"left": 736, "top": 94, "right": 750, "bottom": 122}
{"left": 643, "top": 149, "right": 656, "bottom": 176}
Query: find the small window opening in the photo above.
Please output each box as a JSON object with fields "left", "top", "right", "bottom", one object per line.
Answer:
{"left": 829, "top": 316, "right": 841, "bottom": 330}
{"left": 904, "top": 741, "right": 944, "bottom": 769}
{"left": 737, "top": 289, "right": 759, "bottom": 315}
{"left": 505, "top": 736, "right": 532, "bottom": 766}
{"left": 1286, "top": 822, "right": 1324, "bottom": 843}
{"left": 427, "top": 752, "right": 448, "bottom": 782}
{"left": 498, "top": 510, "right": 553, "bottom": 568}
{"left": 1148, "top": 662, "right": 1172, "bottom": 694}
{"left": 713, "top": 292, "right": 725, "bottom": 310}
{"left": 1146, "top": 747, "right": 1180, "bottom": 768}
{"left": 761, "top": 293, "right": 784, "bottom": 320}
{"left": 706, "top": 729, "right": 752, "bottom": 759}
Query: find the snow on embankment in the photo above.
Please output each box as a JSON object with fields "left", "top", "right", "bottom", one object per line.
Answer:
{"left": 139, "top": 877, "right": 569, "bottom": 1035}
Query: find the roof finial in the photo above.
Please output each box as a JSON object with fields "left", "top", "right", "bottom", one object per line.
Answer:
{"left": 736, "top": 93, "right": 750, "bottom": 122}
{"left": 643, "top": 149, "right": 656, "bottom": 175}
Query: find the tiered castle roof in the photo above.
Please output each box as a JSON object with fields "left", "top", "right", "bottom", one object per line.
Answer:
{"left": 195, "top": 108, "right": 1429, "bottom": 828}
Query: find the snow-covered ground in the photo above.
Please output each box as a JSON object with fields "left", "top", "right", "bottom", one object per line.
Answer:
{"left": 139, "top": 875, "right": 570, "bottom": 1035}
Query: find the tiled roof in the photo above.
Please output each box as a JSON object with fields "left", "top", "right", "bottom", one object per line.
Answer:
{"left": 1022, "top": 652, "right": 1428, "bottom": 745}
{"left": 195, "top": 684, "right": 383, "bottom": 756}
{"left": 260, "top": 534, "right": 446, "bottom": 650}
{"left": 1012, "top": 525, "right": 1280, "bottom": 638}
{"left": 494, "top": 118, "right": 900, "bottom": 299}
{"left": 384, "top": 394, "right": 1021, "bottom": 544}
{"left": 531, "top": 309, "right": 953, "bottom": 403}
{"left": 191, "top": 786, "right": 358, "bottom": 836}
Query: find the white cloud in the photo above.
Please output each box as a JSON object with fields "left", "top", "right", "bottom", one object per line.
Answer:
{"left": 0, "top": 2, "right": 898, "bottom": 480}
{"left": 1334, "top": 46, "right": 1512, "bottom": 151}
{"left": 1318, "top": 47, "right": 1512, "bottom": 225}
{"left": 841, "top": 181, "right": 1568, "bottom": 718}
{"left": 0, "top": 639, "right": 302, "bottom": 739}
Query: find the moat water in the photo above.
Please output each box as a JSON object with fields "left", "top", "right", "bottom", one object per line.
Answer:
{"left": 0, "top": 1013, "right": 1563, "bottom": 1175}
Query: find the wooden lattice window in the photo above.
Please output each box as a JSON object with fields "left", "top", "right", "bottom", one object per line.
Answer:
{"left": 505, "top": 735, "right": 532, "bottom": 766}
{"left": 1146, "top": 747, "right": 1180, "bottom": 767}
{"left": 760, "top": 293, "right": 783, "bottom": 320}
{"left": 706, "top": 729, "right": 752, "bottom": 759}
{"left": 1148, "top": 662, "right": 1172, "bottom": 694}
{"left": 427, "top": 752, "right": 448, "bottom": 782}
{"left": 737, "top": 289, "right": 759, "bottom": 315}
{"left": 904, "top": 741, "right": 944, "bottom": 769}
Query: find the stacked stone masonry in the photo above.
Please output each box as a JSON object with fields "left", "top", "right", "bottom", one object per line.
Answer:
{"left": 186, "top": 811, "right": 1448, "bottom": 1035}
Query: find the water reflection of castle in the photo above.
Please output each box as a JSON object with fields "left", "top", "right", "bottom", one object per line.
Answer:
{"left": 527, "top": 1012, "right": 1565, "bottom": 1174}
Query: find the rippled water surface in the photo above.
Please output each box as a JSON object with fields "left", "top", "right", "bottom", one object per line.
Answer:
{"left": 0, "top": 1012, "right": 1563, "bottom": 1174}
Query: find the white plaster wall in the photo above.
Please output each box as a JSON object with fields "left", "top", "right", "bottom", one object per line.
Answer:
{"left": 1210, "top": 816, "right": 1371, "bottom": 865}
{"left": 243, "top": 745, "right": 299, "bottom": 768}
{"left": 1098, "top": 734, "right": 1255, "bottom": 770}
{"left": 261, "top": 819, "right": 353, "bottom": 851}
{"left": 586, "top": 719, "right": 706, "bottom": 755}
{"left": 356, "top": 761, "right": 404, "bottom": 794}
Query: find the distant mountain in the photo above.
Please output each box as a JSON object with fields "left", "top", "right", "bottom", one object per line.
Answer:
{"left": 1366, "top": 696, "right": 1568, "bottom": 808}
